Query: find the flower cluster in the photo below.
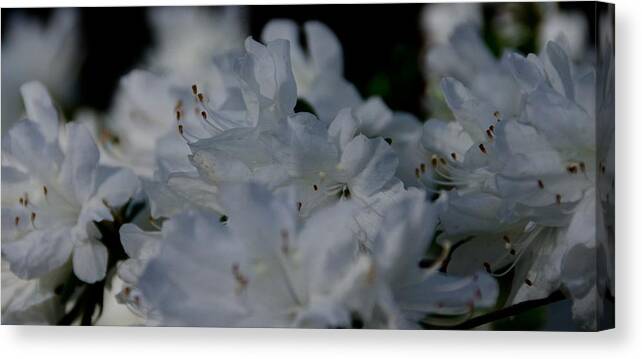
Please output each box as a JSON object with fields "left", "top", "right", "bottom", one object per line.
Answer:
{"left": 1, "top": 6, "right": 613, "bottom": 330}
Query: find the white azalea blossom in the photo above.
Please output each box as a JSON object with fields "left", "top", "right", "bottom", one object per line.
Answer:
{"left": 421, "top": 40, "right": 612, "bottom": 329}
{"left": 1, "top": 82, "right": 140, "bottom": 284}
{"left": 131, "top": 183, "right": 496, "bottom": 328}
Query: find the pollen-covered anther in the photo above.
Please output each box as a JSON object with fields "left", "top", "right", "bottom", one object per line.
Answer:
{"left": 431, "top": 155, "right": 438, "bottom": 167}
{"left": 483, "top": 262, "right": 491, "bottom": 273}
{"left": 478, "top": 144, "right": 487, "bottom": 154}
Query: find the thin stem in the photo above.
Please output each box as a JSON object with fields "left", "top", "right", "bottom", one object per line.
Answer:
{"left": 424, "top": 290, "right": 566, "bottom": 330}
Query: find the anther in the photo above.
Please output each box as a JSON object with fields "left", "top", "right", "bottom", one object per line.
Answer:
{"left": 19, "top": 197, "right": 24, "bottom": 206}
{"left": 191, "top": 84, "right": 198, "bottom": 95}
{"left": 579, "top": 162, "right": 586, "bottom": 172}
{"left": 567, "top": 164, "right": 578, "bottom": 174}
{"left": 483, "top": 262, "right": 491, "bottom": 273}
{"left": 178, "top": 124, "right": 184, "bottom": 135}
{"left": 219, "top": 215, "right": 228, "bottom": 223}
{"left": 313, "top": 184, "right": 319, "bottom": 191}
{"left": 524, "top": 279, "right": 533, "bottom": 287}
{"left": 431, "top": 156, "right": 438, "bottom": 167}
{"left": 439, "top": 157, "right": 447, "bottom": 165}
{"left": 30, "top": 212, "right": 36, "bottom": 223}
{"left": 43, "top": 186, "right": 48, "bottom": 197}
{"left": 176, "top": 110, "right": 181, "bottom": 121}
{"left": 201, "top": 111, "right": 207, "bottom": 120}
{"left": 555, "top": 194, "right": 562, "bottom": 205}
{"left": 537, "top": 179, "right": 544, "bottom": 189}
{"left": 451, "top": 152, "right": 457, "bottom": 160}
{"left": 420, "top": 163, "right": 427, "bottom": 173}
{"left": 486, "top": 128, "right": 494, "bottom": 139}
{"left": 493, "top": 111, "right": 500, "bottom": 119}
{"left": 478, "top": 144, "right": 487, "bottom": 154}
{"left": 343, "top": 187, "right": 351, "bottom": 199}
{"left": 15, "top": 216, "right": 20, "bottom": 226}
{"left": 415, "top": 168, "right": 421, "bottom": 178}
{"left": 197, "top": 93, "right": 204, "bottom": 102}
{"left": 384, "top": 137, "right": 392, "bottom": 145}
{"left": 297, "top": 202, "right": 302, "bottom": 212}
{"left": 503, "top": 235, "right": 511, "bottom": 243}
{"left": 510, "top": 249, "right": 516, "bottom": 256}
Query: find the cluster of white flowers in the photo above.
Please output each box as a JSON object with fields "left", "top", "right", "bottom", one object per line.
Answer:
{"left": 1, "top": 6, "right": 613, "bottom": 330}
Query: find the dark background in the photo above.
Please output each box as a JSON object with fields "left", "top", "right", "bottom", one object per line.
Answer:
{"left": 2, "top": 3, "right": 596, "bottom": 120}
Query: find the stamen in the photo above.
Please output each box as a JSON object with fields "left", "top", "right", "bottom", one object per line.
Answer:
{"left": 197, "top": 93, "right": 204, "bottom": 102}
{"left": 451, "top": 152, "right": 457, "bottom": 161}
{"left": 431, "top": 155, "right": 438, "bottom": 167}
{"left": 415, "top": 168, "right": 421, "bottom": 178}
{"left": 420, "top": 163, "right": 427, "bottom": 173}
{"left": 191, "top": 84, "right": 198, "bottom": 95}
{"left": 524, "top": 279, "right": 533, "bottom": 287}
{"left": 478, "top": 144, "right": 487, "bottom": 154}
{"left": 15, "top": 216, "right": 20, "bottom": 226}
{"left": 201, "top": 111, "right": 207, "bottom": 120}
{"left": 493, "top": 111, "right": 501, "bottom": 121}
{"left": 483, "top": 262, "right": 491, "bottom": 273}
{"left": 19, "top": 197, "right": 24, "bottom": 206}
{"left": 555, "top": 194, "right": 562, "bottom": 205}
{"left": 503, "top": 235, "right": 511, "bottom": 243}
{"left": 43, "top": 186, "right": 48, "bottom": 197}
{"left": 384, "top": 137, "right": 392, "bottom": 145}
{"left": 486, "top": 128, "right": 494, "bottom": 139}
{"left": 176, "top": 110, "right": 181, "bottom": 121}
{"left": 510, "top": 249, "right": 516, "bottom": 256}
{"left": 313, "top": 184, "right": 319, "bottom": 191}
{"left": 567, "top": 164, "right": 578, "bottom": 174}
{"left": 343, "top": 187, "right": 351, "bottom": 199}
{"left": 297, "top": 202, "right": 302, "bottom": 212}
{"left": 219, "top": 215, "right": 228, "bottom": 223}
{"left": 30, "top": 212, "right": 36, "bottom": 223}
{"left": 537, "top": 179, "right": 544, "bottom": 189}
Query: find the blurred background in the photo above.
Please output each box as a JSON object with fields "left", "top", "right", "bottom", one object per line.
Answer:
{"left": 2, "top": 3, "right": 597, "bottom": 120}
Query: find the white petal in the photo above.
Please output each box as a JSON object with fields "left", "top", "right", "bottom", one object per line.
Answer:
{"left": 59, "top": 121, "right": 100, "bottom": 203}
{"left": 19, "top": 81, "right": 60, "bottom": 143}
{"left": 2, "top": 228, "right": 73, "bottom": 279}
{"left": 72, "top": 238, "right": 108, "bottom": 284}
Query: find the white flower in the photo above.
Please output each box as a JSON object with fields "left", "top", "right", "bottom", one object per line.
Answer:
{"left": 2, "top": 82, "right": 139, "bottom": 284}
{"left": 129, "top": 183, "right": 497, "bottom": 328}
{"left": 1, "top": 9, "right": 81, "bottom": 134}
{"left": 420, "top": 3, "right": 482, "bottom": 46}
{"left": 146, "top": 6, "right": 247, "bottom": 81}
{"left": 262, "top": 19, "right": 361, "bottom": 122}
{"left": 133, "top": 183, "right": 370, "bottom": 327}
{"left": 421, "top": 40, "right": 611, "bottom": 329}
{"left": 1, "top": 260, "right": 66, "bottom": 324}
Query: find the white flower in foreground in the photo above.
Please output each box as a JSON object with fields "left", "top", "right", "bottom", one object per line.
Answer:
{"left": 2, "top": 82, "right": 139, "bottom": 284}
{"left": 129, "top": 183, "right": 497, "bottom": 328}
{"left": 1, "top": 261, "right": 66, "bottom": 324}
{"left": 421, "top": 40, "right": 611, "bottom": 329}
{"left": 1, "top": 9, "right": 81, "bottom": 134}
{"left": 262, "top": 19, "right": 361, "bottom": 122}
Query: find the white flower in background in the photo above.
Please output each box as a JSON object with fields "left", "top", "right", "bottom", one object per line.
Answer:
{"left": 1, "top": 9, "right": 81, "bottom": 134}
{"left": 146, "top": 6, "right": 247, "bottom": 81}
{"left": 420, "top": 3, "right": 482, "bottom": 46}
{"left": 261, "top": 19, "right": 361, "bottom": 122}
{"left": 129, "top": 183, "right": 496, "bottom": 328}
{"left": 2, "top": 82, "right": 139, "bottom": 284}
{"left": 421, "top": 40, "right": 610, "bottom": 329}
{"left": 538, "top": 3, "right": 588, "bottom": 60}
